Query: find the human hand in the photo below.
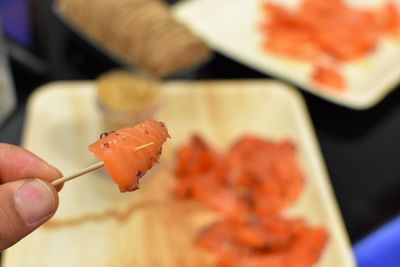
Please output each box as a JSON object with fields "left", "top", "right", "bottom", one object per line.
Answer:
{"left": 0, "top": 143, "right": 62, "bottom": 251}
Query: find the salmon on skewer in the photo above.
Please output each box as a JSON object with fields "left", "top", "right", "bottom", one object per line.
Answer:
{"left": 89, "top": 120, "right": 170, "bottom": 192}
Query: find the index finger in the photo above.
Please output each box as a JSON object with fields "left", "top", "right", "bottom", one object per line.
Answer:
{"left": 0, "top": 143, "right": 62, "bottom": 187}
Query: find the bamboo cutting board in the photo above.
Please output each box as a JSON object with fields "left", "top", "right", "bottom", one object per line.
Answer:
{"left": 2, "top": 81, "right": 355, "bottom": 267}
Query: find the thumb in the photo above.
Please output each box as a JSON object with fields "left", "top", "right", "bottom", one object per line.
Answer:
{"left": 0, "top": 179, "right": 59, "bottom": 251}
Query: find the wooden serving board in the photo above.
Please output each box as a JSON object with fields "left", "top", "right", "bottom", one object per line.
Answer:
{"left": 2, "top": 81, "right": 355, "bottom": 267}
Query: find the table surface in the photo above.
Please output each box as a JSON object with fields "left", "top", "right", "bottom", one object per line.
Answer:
{"left": 1, "top": 0, "right": 400, "bottom": 246}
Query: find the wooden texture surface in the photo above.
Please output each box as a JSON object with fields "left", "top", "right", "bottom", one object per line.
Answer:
{"left": 2, "top": 81, "right": 354, "bottom": 267}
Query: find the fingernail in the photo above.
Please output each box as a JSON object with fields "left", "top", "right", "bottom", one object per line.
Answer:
{"left": 14, "top": 179, "right": 56, "bottom": 225}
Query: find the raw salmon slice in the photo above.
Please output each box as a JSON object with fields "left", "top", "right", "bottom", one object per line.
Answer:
{"left": 89, "top": 120, "right": 170, "bottom": 192}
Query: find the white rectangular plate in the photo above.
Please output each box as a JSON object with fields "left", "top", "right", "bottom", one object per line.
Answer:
{"left": 173, "top": 0, "right": 400, "bottom": 109}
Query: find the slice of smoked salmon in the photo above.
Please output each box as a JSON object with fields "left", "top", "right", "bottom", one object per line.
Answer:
{"left": 312, "top": 64, "right": 345, "bottom": 91}
{"left": 174, "top": 136, "right": 304, "bottom": 216}
{"left": 197, "top": 217, "right": 328, "bottom": 267}
{"left": 261, "top": 0, "right": 400, "bottom": 91}
{"left": 174, "top": 135, "right": 328, "bottom": 266}
{"left": 89, "top": 120, "right": 170, "bottom": 192}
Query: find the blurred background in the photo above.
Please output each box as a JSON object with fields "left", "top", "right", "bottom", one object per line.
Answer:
{"left": 1, "top": 0, "right": 400, "bottom": 265}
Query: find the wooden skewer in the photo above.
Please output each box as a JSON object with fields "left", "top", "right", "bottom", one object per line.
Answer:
{"left": 51, "top": 142, "right": 155, "bottom": 186}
